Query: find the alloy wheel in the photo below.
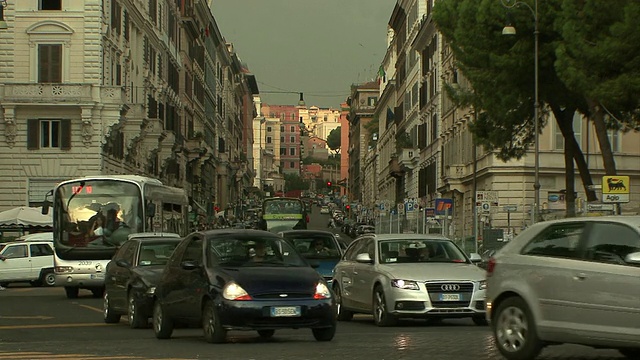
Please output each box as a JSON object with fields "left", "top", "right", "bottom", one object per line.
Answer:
{"left": 496, "top": 305, "right": 528, "bottom": 352}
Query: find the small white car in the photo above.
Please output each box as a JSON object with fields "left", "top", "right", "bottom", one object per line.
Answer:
{"left": 0, "top": 237, "right": 56, "bottom": 288}
{"left": 486, "top": 216, "right": 640, "bottom": 360}
{"left": 320, "top": 206, "right": 330, "bottom": 214}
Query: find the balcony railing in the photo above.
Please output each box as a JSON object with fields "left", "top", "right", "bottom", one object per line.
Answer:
{"left": 0, "top": 83, "right": 126, "bottom": 105}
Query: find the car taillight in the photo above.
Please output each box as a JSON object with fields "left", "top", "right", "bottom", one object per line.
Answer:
{"left": 486, "top": 257, "right": 496, "bottom": 276}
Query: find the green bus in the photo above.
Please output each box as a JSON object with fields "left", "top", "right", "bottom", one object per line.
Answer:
{"left": 259, "top": 197, "right": 309, "bottom": 232}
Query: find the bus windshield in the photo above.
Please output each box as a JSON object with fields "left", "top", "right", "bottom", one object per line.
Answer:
{"left": 56, "top": 180, "right": 143, "bottom": 250}
{"left": 260, "top": 198, "right": 307, "bottom": 232}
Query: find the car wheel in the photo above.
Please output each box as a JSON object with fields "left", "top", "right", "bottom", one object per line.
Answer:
{"left": 128, "top": 291, "right": 147, "bottom": 329}
{"left": 333, "top": 285, "right": 353, "bottom": 321}
{"left": 91, "top": 287, "right": 105, "bottom": 298}
{"left": 619, "top": 348, "right": 640, "bottom": 358}
{"left": 312, "top": 325, "right": 336, "bottom": 341}
{"left": 65, "top": 286, "right": 79, "bottom": 299}
{"left": 472, "top": 316, "right": 489, "bottom": 326}
{"left": 373, "top": 286, "right": 397, "bottom": 327}
{"left": 153, "top": 301, "right": 173, "bottom": 339}
{"left": 494, "top": 296, "right": 542, "bottom": 360}
{"left": 257, "top": 330, "right": 275, "bottom": 339}
{"left": 202, "top": 301, "right": 226, "bottom": 343}
{"left": 103, "top": 291, "right": 121, "bottom": 324}
{"left": 43, "top": 272, "right": 56, "bottom": 287}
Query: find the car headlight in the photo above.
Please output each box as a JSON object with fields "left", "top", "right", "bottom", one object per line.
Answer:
{"left": 222, "top": 281, "right": 252, "bottom": 301}
{"left": 391, "top": 279, "right": 420, "bottom": 290}
{"left": 146, "top": 286, "right": 156, "bottom": 295}
{"left": 478, "top": 280, "right": 487, "bottom": 290}
{"left": 313, "top": 282, "right": 331, "bottom": 299}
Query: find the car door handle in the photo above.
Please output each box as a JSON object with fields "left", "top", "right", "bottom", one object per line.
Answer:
{"left": 573, "top": 273, "right": 587, "bottom": 281}
{"left": 353, "top": 271, "right": 358, "bottom": 275}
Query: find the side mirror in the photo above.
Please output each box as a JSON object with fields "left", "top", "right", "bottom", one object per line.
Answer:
{"left": 146, "top": 203, "right": 156, "bottom": 218}
{"left": 180, "top": 260, "right": 200, "bottom": 270}
{"left": 42, "top": 200, "right": 50, "bottom": 215}
{"left": 469, "top": 253, "right": 482, "bottom": 263}
{"left": 0, "top": 255, "right": 6, "bottom": 261}
{"left": 355, "top": 253, "right": 373, "bottom": 264}
{"left": 115, "top": 259, "right": 131, "bottom": 268}
{"left": 624, "top": 252, "right": 640, "bottom": 265}
{"left": 42, "top": 189, "right": 53, "bottom": 215}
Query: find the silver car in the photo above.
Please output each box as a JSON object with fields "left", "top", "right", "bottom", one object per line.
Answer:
{"left": 332, "top": 234, "right": 487, "bottom": 326}
{"left": 486, "top": 216, "right": 640, "bottom": 360}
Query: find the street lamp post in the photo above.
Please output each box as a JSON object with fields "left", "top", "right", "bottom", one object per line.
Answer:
{"left": 501, "top": 0, "right": 540, "bottom": 223}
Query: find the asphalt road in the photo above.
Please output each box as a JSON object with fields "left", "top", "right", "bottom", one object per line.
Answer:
{"left": 0, "top": 210, "right": 625, "bottom": 360}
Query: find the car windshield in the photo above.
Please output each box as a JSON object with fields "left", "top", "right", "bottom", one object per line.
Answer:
{"left": 138, "top": 240, "right": 181, "bottom": 266}
{"left": 378, "top": 239, "right": 469, "bottom": 264}
{"left": 282, "top": 233, "right": 341, "bottom": 259}
{"left": 206, "top": 235, "right": 308, "bottom": 267}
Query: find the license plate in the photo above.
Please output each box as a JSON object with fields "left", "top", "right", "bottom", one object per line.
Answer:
{"left": 439, "top": 293, "right": 460, "bottom": 301}
{"left": 270, "top": 306, "right": 301, "bottom": 317}
{"left": 90, "top": 273, "right": 105, "bottom": 279}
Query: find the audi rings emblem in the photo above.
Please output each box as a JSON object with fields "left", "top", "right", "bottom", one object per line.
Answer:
{"left": 441, "top": 284, "right": 460, "bottom": 291}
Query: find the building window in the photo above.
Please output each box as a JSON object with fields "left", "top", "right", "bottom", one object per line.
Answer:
{"left": 280, "top": 147, "right": 286, "bottom": 155}
{"left": 28, "top": 179, "right": 63, "bottom": 207}
{"left": 267, "top": 126, "right": 272, "bottom": 132}
{"left": 27, "top": 119, "right": 71, "bottom": 150}
{"left": 38, "top": 44, "right": 62, "bottom": 83}
{"left": 290, "top": 126, "right": 295, "bottom": 132}
{"left": 280, "top": 125, "right": 284, "bottom": 132}
{"left": 554, "top": 112, "right": 582, "bottom": 151}
{"left": 280, "top": 136, "right": 285, "bottom": 143}
{"left": 40, "top": 0, "right": 62, "bottom": 10}
{"left": 266, "top": 137, "right": 272, "bottom": 144}
{"left": 608, "top": 130, "right": 620, "bottom": 153}
{"left": 290, "top": 148, "right": 295, "bottom": 156}
{"left": 368, "top": 97, "right": 377, "bottom": 106}
{"left": 290, "top": 161, "right": 295, "bottom": 168}
{"left": 290, "top": 136, "right": 295, "bottom": 143}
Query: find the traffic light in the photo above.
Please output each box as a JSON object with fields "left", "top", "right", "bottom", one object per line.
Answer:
{"left": 326, "top": 181, "right": 332, "bottom": 188}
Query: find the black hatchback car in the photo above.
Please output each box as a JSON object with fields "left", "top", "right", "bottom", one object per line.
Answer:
{"left": 103, "top": 233, "right": 182, "bottom": 328}
{"left": 152, "top": 229, "right": 336, "bottom": 343}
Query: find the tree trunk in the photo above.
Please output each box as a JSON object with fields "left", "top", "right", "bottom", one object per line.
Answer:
{"left": 550, "top": 105, "right": 598, "bottom": 203}
{"left": 563, "top": 132, "right": 576, "bottom": 218}
{"left": 588, "top": 99, "right": 617, "bottom": 175}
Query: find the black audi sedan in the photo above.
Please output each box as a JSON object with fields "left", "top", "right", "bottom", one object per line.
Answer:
{"left": 103, "top": 233, "right": 182, "bottom": 328}
{"left": 152, "top": 229, "right": 337, "bottom": 343}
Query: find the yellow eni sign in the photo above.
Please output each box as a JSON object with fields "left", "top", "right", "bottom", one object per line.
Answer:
{"left": 602, "top": 176, "right": 630, "bottom": 203}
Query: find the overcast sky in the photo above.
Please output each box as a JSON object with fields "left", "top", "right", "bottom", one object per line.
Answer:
{"left": 210, "top": 0, "right": 396, "bottom": 109}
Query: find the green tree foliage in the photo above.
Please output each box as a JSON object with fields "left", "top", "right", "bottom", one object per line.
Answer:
{"left": 283, "top": 173, "right": 309, "bottom": 192}
{"left": 327, "top": 127, "right": 341, "bottom": 154}
{"left": 555, "top": 0, "right": 640, "bottom": 175}
{"left": 432, "top": 0, "right": 611, "bottom": 204}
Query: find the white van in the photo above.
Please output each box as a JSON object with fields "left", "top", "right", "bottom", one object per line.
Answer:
{"left": 0, "top": 237, "right": 56, "bottom": 288}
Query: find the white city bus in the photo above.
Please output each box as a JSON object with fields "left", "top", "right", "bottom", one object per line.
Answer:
{"left": 42, "top": 175, "right": 188, "bottom": 299}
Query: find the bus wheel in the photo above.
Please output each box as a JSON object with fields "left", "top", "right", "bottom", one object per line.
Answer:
{"left": 65, "top": 286, "right": 79, "bottom": 299}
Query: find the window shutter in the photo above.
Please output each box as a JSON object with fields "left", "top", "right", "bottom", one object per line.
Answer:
{"left": 27, "top": 119, "right": 40, "bottom": 149}
{"left": 60, "top": 119, "right": 71, "bottom": 150}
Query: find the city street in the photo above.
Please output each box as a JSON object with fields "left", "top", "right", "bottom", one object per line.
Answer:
{"left": 0, "top": 211, "right": 625, "bottom": 360}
